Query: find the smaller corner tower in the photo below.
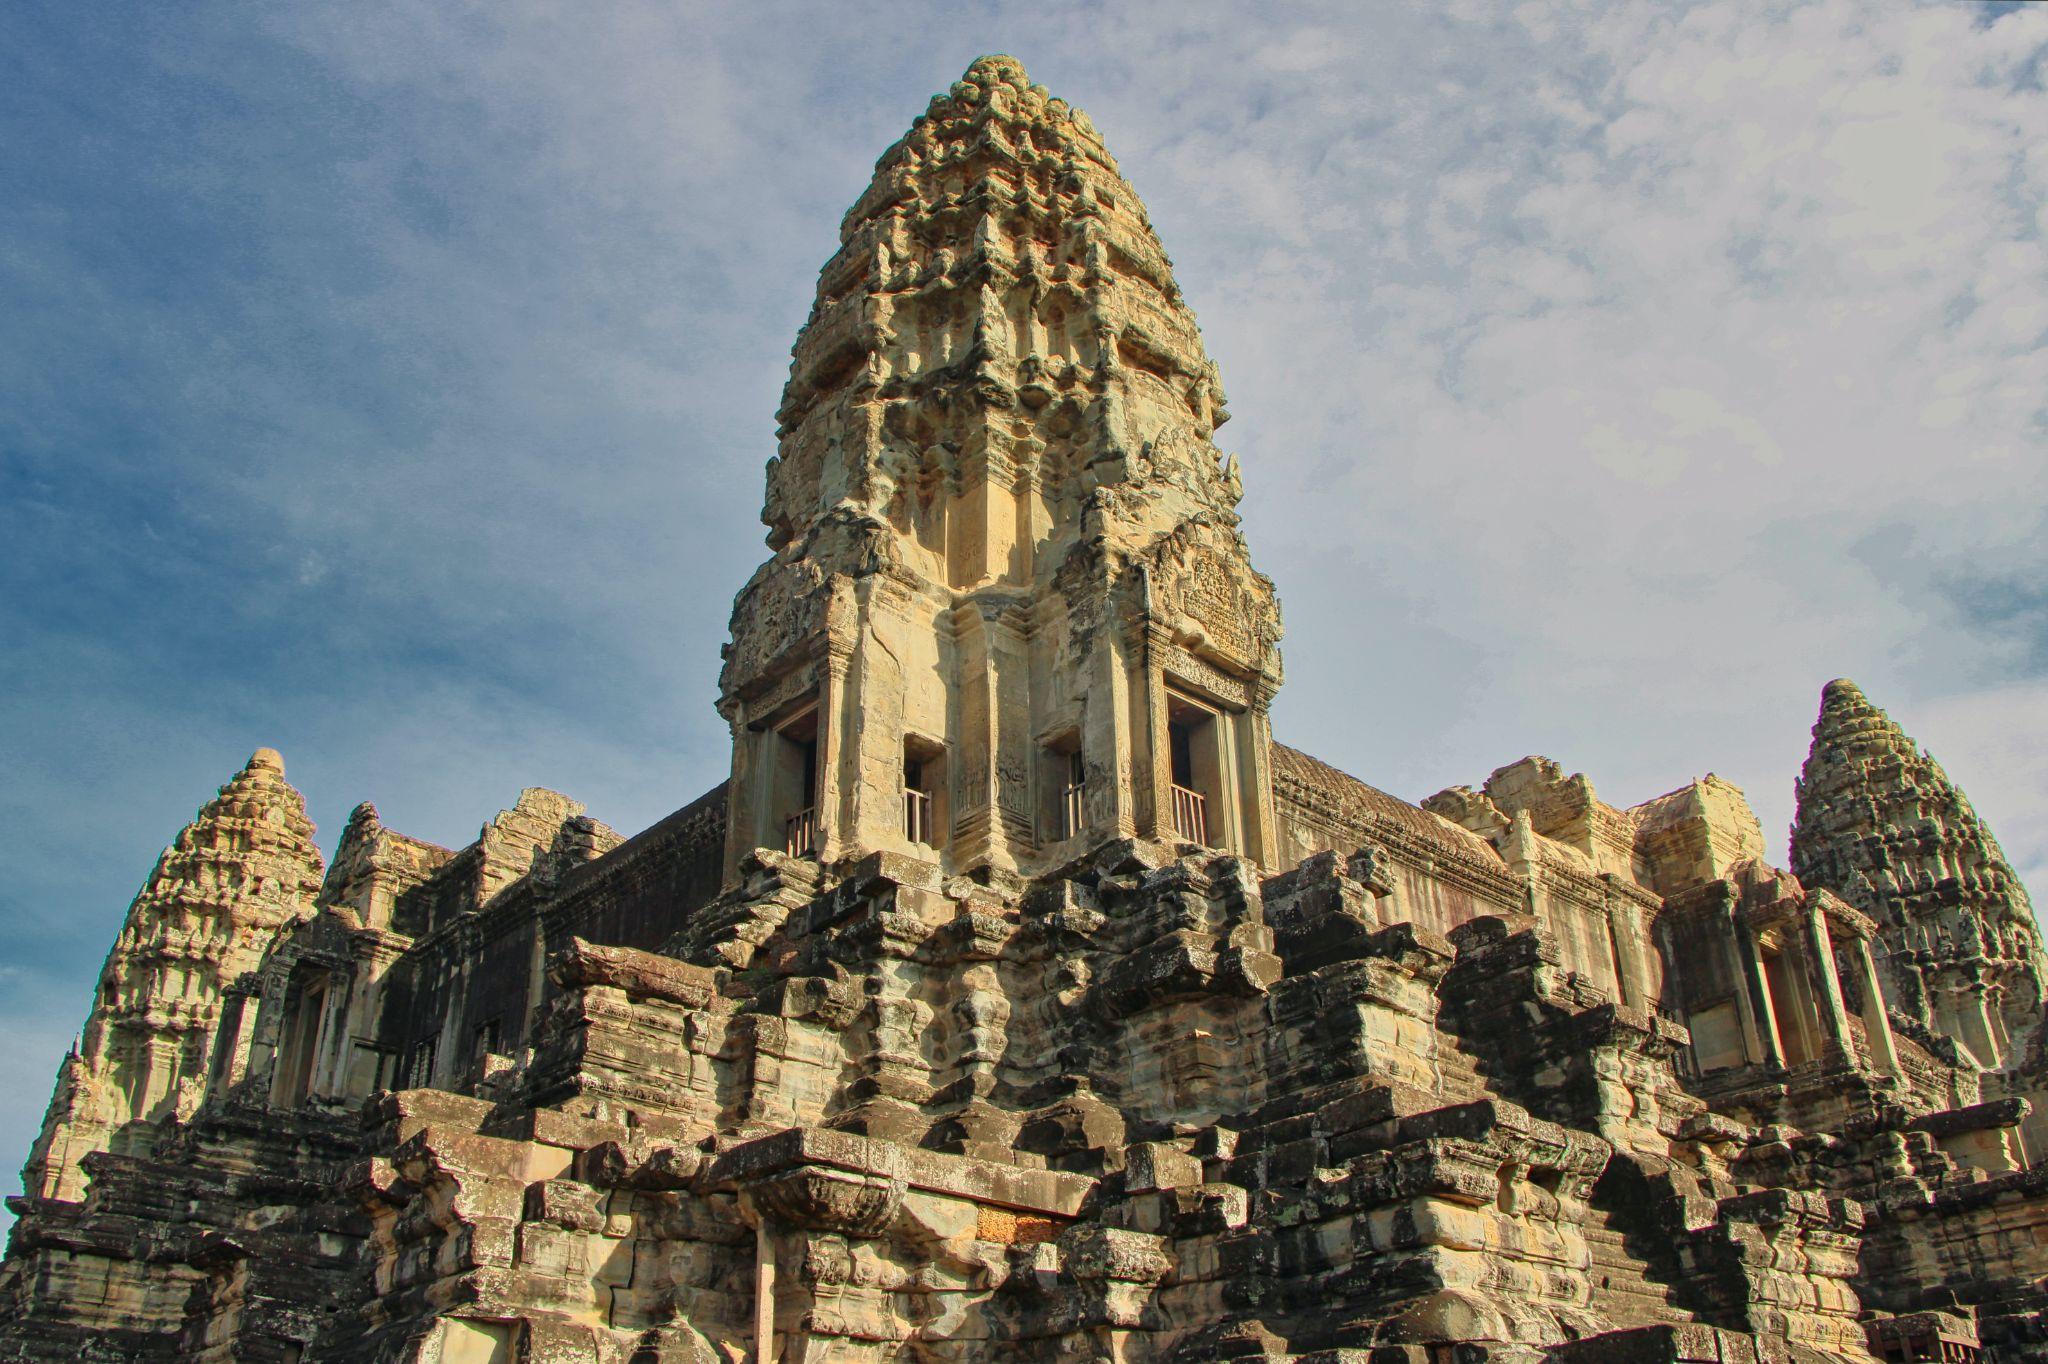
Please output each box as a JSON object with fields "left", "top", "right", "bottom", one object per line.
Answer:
{"left": 20, "top": 750, "right": 324, "bottom": 1203}
{"left": 715, "top": 55, "right": 1283, "bottom": 884}
{"left": 1790, "top": 678, "right": 2046, "bottom": 1070}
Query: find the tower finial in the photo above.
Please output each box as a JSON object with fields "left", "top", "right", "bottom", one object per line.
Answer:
{"left": 962, "top": 53, "right": 1029, "bottom": 85}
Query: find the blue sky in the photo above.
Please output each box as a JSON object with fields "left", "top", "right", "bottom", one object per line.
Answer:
{"left": 3, "top": 1, "right": 2044, "bottom": 1219}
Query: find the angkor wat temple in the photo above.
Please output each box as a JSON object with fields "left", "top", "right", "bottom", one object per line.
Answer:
{"left": 6, "top": 55, "right": 2046, "bottom": 1364}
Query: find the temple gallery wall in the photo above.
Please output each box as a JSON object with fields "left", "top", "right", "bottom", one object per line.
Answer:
{"left": 5, "top": 54, "right": 2047, "bottom": 1364}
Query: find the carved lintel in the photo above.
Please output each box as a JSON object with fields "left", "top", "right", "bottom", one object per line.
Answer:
{"left": 746, "top": 1165, "right": 905, "bottom": 1238}
{"left": 1156, "top": 641, "right": 1251, "bottom": 711}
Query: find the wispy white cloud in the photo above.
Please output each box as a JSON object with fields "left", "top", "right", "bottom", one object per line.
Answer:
{"left": 1070, "top": 0, "right": 2047, "bottom": 858}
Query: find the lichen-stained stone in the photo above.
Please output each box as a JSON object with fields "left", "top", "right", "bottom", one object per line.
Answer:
{"left": 6, "top": 54, "right": 2048, "bottom": 1364}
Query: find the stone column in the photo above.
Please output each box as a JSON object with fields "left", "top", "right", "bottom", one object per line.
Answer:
{"left": 1238, "top": 684, "right": 1281, "bottom": 868}
{"left": 948, "top": 437, "right": 1022, "bottom": 590}
{"left": 953, "top": 600, "right": 997, "bottom": 864}
{"left": 1208, "top": 708, "right": 1246, "bottom": 853}
{"left": 753, "top": 1216, "right": 776, "bottom": 1364}
{"left": 1770, "top": 936, "right": 1825, "bottom": 1065}
{"left": 1803, "top": 904, "right": 1855, "bottom": 1059}
{"left": 951, "top": 599, "right": 1031, "bottom": 872}
{"left": 1138, "top": 621, "right": 1173, "bottom": 843}
{"left": 1987, "top": 981, "right": 2013, "bottom": 1057}
{"left": 1084, "top": 593, "right": 1138, "bottom": 841}
{"left": 1719, "top": 895, "right": 1784, "bottom": 1067}
{"left": 816, "top": 646, "right": 852, "bottom": 864}
{"left": 243, "top": 967, "right": 290, "bottom": 1100}
{"left": 137, "top": 1034, "right": 181, "bottom": 1125}
{"left": 1956, "top": 976, "right": 2001, "bottom": 1069}
{"left": 311, "top": 977, "right": 350, "bottom": 1101}
{"left": 723, "top": 715, "right": 769, "bottom": 882}
{"left": 1853, "top": 937, "right": 1901, "bottom": 1074}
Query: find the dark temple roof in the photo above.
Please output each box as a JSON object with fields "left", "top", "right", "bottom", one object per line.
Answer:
{"left": 1271, "top": 742, "right": 1501, "bottom": 864}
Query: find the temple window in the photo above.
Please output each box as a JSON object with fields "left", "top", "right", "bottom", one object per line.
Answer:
{"left": 1040, "top": 733, "right": 1085, "bottom": 843}
{"left": 1605, "top": 914, "right": 1634, "bottom": 1007}
{"left": 348, "top": 1041, "right": 395, "bottom": 1097}
{"left": 1062, "top": 748, "right": 1086, "bottom": 840}
{"left": 769, "top": 707, "right": 819, "bottom": 857}
{"left": 272, "top": 974, "right": 327, "bottom": 1108}
{"left": 209, "top": 994, "right": 247, "bottom": 1087}
{"left": 1760, "top": 942, "right": 1816, "bottom": 1066}
{"left": 405, "top": 1037, "right": 437, "bottom": 1090}
{"left": 1166, "top": 692, "right": 1221, "bottom": 847}
{"left": 1683, "top": 1001, "right": 1743, "bottom": 1073}
{"left": 903, "top": 735, "right": 944, "bottom": 849}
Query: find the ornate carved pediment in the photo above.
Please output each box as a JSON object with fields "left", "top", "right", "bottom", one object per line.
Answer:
{"left": 1143, "top": 422, "right": 1242, "bottom": 512}
{"left": 721, "top": 567, "right": 864, "bottom": 710}
{"left": 1140, "top": 528, "right": 1281, "bottom": 677}
{"left": 721, "top": 559, "right": 828, "bottom": 704}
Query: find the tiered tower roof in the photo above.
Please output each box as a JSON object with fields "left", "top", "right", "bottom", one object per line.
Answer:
{"left": 757, "top": 52, "right": 1243, "bottom": 561}
{"left": 1791, "top": 678, "right": 2044, "bottom": 1066}
{"left": 93, "top": 748, "right": 325, "bottom": 1042}
{"left": 1792, "top": 680, "right": 2034, "bottom": 923}
{"left": 23, "top": 749, "right": 325, "bottom": 1200}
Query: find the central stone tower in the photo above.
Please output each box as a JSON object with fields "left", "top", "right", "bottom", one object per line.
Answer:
{"left": 718, "top": 55, "right": 1284, "bottom": 880}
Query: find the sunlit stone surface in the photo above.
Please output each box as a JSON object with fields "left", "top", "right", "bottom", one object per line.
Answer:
{"left": 4, "top": 56, "right": 2045, "bottom": 1364}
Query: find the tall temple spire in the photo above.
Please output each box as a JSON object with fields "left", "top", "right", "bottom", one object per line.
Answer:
{"left": 719, "top": 55, "right": 1282, "bottom": 878}
{"left": 1790, "top": 678, "right": 2045, "bottom": 1069}
{"left": 20, "top": 749, "right": 324, "bottom": 1201}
